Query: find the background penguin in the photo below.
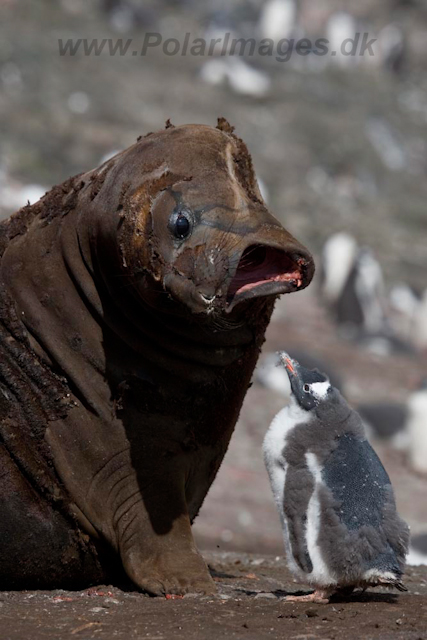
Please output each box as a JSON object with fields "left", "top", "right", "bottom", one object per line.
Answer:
{"left": 407, "top": 379, "right": 427, "bottom": 475}
{"left": 320, "top": 234, "right": 390, "bottom": 340}
{"left": 263, "top": 352, "right": 410, "bottom": 603}
{"left": 333, "top": 247, "right": 389, "bottom": 337}
{"left": 357, "top": 401, "right": 409, "bottom": 449}
{"left": 320, "top": 232, "right": 358, "bottom": 308}
{"left": 258, "top": 0, "right": 296, "bottom": 42}
{"left": 407, "top": 533, "right": 427, "bottom": 566}
{"left": 389, "top": 283, "right": 421, "bottom": 346}
{"left": 356, "top": 378, "right": 427, "bottom": 467}
{"left": 414, "top": 288, "right": 427, "bottom": 351}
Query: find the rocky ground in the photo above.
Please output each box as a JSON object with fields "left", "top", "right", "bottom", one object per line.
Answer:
{"left": 2, "top": 553, "right": 427, "bottom": 640}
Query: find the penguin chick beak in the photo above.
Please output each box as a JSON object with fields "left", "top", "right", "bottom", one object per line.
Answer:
{"left": 278, "top": 352, "right": 297, "bottom": 378}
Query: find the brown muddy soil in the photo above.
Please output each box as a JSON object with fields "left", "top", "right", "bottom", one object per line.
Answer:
{"left": 1, "top": 552, "right": 426, "bottom": 640}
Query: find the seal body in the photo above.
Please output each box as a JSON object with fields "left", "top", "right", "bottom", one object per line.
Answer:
{"left": 263, "top": 353, "right": 409, "bottom": 603}
{"left": 0, "top": 122, "right": 313, "bottom": 592}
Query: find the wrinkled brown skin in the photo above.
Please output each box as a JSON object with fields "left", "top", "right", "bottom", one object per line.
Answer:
{"left": 0, "top": 121, "right": 314, "bottom": 594}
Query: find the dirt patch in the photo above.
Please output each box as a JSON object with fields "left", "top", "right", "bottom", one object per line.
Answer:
{"left": 1, "top": 552, "right": 426, "bottom": 640}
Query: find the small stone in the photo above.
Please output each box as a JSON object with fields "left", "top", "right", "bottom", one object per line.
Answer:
{"left": 251, "top": 558, "right": 264, "bottom": 566}
{"left": 305, "top": 608, "right": 319, "bottom": 618}
{"left": 218, "top": 594, "right": 232, "bottom": 600}
{"left": 254, "top": 592, "right": 276, "bottom": 600}
{"left": 102, "top": 598, "right": 121, "bottom": 607}
{"left": 89, "top": 607, "right": 106, "bottom": 613}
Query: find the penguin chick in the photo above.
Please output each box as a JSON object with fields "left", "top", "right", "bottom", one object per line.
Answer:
{"left": 263, "top": 352, "right": 409, "bottom": 604}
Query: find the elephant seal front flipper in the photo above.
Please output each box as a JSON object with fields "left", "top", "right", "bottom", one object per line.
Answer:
{"left": 0, "top": 120, "right": 314, "bottom": 593}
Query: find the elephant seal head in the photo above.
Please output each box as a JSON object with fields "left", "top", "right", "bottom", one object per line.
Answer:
{"left": 86, "top": 119, "right": 314, "bottom": 322}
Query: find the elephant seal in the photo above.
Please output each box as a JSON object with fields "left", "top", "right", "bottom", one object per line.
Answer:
{"left": 0, "top": 119, "right": 314, "bottom": 593}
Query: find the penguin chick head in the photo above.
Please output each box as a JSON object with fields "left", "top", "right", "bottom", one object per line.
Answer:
{"left": 279, "top": 351, "right": 331, "bottom": 411}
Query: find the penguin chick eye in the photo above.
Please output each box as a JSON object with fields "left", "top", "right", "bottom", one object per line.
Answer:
{"left": 303, "top": 384, "right": 310, "bottom": 393}
{"left": 170, "top": 211, "right": 192, "bottom": 240}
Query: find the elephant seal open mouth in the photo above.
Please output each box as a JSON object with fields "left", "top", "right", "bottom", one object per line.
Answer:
{"left": 0, "top": 118, "right": 314, "bottom": 593}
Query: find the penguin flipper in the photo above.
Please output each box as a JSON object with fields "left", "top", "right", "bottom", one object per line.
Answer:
{"left": 283, "top": 465, "right": 314, "bottom": 574}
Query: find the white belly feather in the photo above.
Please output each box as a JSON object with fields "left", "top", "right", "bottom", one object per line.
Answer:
{"left": 263, "top": 403, "right": 336, "bottom": 586}
{"left": 263, "top": 402, "right": 307, "bottom": 579}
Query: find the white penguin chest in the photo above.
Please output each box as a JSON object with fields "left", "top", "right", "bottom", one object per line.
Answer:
{"left": 263, "top": 403, "right": 335, "bottom": 586}
{"left": 263, "top": 402, "right": 310, "bottom": 508}
{"left": 263, "top": 403, "right": 311, "bottom": 577}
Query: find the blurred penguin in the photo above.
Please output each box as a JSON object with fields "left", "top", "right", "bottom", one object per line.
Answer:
{"left": 357, "top": 379, "right": 427, "bottom": 461}
{"left": 357, "top": 402, "right": 409, "bottom": 450}
{"left": 326, "top": 12, "right": 359, "bottom": 69}
{"left": 414, "top": 288, "right": 427, "bottom": 352}
{"left": 200, "top": 56, "right": 271, "bottom": 97}
{"left": 407, "top": 379, "right": 427, "bottom": 475}
{"left": 320, "top": 234, "right": 389, "bottom": 339}
{"left": 320, "top": 232, "right": 358, "bottom": 307}
{"left": 353, "top": 248, "right": 389, "bottom": 335}
{"left": 258, "top": 0, "right": 296, "bottom": 41}
{"left": 102, "top": 0, "right": 157, "bottom": 32}
{"left": 378, "top": 23, "right": 406, "bottom": 74}
{"left": 389, "top": 283, "right": 420, "bottom": 346}
{"left": 407, "top": 533, "right": 427, "bottom": 566}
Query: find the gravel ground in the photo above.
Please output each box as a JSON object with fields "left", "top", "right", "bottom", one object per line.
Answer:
{"left": 1, "top": 552, "right": 426, "bottom": 640}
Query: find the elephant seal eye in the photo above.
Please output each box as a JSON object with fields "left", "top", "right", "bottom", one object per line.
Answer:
{"left": 169, "top": 210, "right": 192, "bottom": 240}
{"left": 175, "top": 215, "right": 190, "bottom": 238}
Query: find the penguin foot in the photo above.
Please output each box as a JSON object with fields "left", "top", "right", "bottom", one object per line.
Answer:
{"left": 284, "top": 589, "right": 333, "bottom": 604}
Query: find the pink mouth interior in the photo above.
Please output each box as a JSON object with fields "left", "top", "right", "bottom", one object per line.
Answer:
{"left": 227, "top": 245, "right": 303, "bottom": 299}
